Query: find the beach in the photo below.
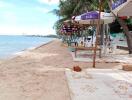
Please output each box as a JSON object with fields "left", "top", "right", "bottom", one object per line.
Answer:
{"left": 0, "top": 39, "right": 120, "bottom": 100}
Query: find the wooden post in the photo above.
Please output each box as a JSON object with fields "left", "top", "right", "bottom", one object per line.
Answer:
{"left": 93, "top": 0, "right": 102, "bottom": 68}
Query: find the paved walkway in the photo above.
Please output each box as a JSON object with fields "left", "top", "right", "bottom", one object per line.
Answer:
{"left": 66, "top": 69, "right": 132, "bottom": 100}
{"left": 71, "top": 51, "right": 132, "bottom": 63}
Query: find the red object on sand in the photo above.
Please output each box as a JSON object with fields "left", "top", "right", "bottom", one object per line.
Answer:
{"left": 119, "top": 16, "right": 127, "bottom": 19}
{"left": 73, "top": 66, "right": 82, "bottom": 72}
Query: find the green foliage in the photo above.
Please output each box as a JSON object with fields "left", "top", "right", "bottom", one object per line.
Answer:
{"left": 53, "top": 0, "right": 110, "bottom": 35}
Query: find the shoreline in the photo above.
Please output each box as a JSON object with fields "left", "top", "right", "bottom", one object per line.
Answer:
{"left": 0, "top": 39, "right": 56, "bottom": 62}
{"left": 15, "top": 39, "right": 55, "bottom": 55}
{"left": 34, "top": 39, "right": 56, "bottom": 50}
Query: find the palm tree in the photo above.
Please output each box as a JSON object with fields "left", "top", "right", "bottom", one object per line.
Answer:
{"left": 108, "top": 0, "right": 132, "bottom": 54}
{"left": 52, "top": 0, "right": 77, "bottom": 35}
{"left": 52, "top": 0, "right": 104, "bottom": 35}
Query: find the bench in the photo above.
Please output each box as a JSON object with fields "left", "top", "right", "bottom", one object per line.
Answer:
{"left": 117, "top": 46, "right": 128, "bottom": 51}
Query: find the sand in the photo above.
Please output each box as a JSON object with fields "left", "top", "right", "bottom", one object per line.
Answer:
{"left": 0, "top": 39, "right": 120, "bottom": 100}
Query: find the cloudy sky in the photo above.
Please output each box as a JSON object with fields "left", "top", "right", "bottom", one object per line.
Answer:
{"left": 0, "top": 0, "right": 59, "bottom": 35}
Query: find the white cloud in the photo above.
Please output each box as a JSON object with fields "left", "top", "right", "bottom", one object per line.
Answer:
{"left": 38, "top": 0, "right": 59, "bottom": 5}
{"left": 0, "top": 0, "right": 56, "bottom": 35}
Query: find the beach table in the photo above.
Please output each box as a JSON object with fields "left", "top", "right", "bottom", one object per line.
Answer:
{"left": 74, "top": 47, "right": 102, "bottom": 58}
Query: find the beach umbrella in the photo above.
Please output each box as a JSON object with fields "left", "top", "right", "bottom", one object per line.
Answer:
{"left": 112, "top": 0, "right": 132, "bottom": 16}
{"left": 72, "top": 10, "right": 114, "bottom": 68}
{"left": 60, "top": 23, "right": 81, "bottom": 35}
{"left": 73, "top": 11, "right": 115, "bottom": 24}
{"left": 61, "top": 25, "right": 73, "bottom": 35}
{"left": 61, "top": 20, "right": 89, "bottom": 34}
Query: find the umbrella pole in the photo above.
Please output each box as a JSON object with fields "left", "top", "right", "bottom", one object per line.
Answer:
{"left": 93, "top": 0, "right": 102, "bottom": 68}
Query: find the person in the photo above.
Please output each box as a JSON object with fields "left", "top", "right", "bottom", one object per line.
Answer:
{"left": 108, "top": 36, "right": 113, "bottom": 53}
{"left": 81, "top": 41, "right": 83, "bottom": 46}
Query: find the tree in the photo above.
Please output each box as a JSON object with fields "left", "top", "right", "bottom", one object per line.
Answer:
{"left": 108, "top": 0, "right": 132, "bottom": 53}
{"left": 52, "top": 0, "right": 105, "bottom": 35}
{"left": 116, "top": 18, "right": 132, "bottom": 53}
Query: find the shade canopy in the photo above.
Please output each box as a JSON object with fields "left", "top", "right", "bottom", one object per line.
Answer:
{"left": 60, "top": 24, "right": 83, "bottom": 34}
{"left": 73, "top": 11, "right": 115, "bottom": 24}
{"left": 112, "top": 0, "right": 132, "bottom": 16}
{"left": 81, "top": 11, "right": 99, "bottom": 20}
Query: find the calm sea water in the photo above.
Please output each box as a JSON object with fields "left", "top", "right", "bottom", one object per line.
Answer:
{"left": 0, "top": 35, "right": 54, "bottom": 59}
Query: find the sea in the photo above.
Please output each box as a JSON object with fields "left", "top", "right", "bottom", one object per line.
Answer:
{"left": 0, "top": 35, "right": 54, "bottom": 59}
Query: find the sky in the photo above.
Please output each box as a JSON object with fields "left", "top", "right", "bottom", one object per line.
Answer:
{"left": 0, "top": 0, "right": 59, "bottom": 35}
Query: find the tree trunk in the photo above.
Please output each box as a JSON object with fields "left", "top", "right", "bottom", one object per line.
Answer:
{"left": 117, "top": 18, "right": 132, "bottom": 54}
{"left": 100, "top": 24, "right": 104, "bottom": 45}
{"left": 108, "top": 0, "right": 132, "bottom": 54}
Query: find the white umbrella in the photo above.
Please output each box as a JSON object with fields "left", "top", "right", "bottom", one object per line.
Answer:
{"left": 112, "top": 0, "right": 132, "bottom": 16}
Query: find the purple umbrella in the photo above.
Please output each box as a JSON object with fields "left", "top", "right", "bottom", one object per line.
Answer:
{"left": 81, "top": 11, "right": 99, "bottom": 20}
{"left": 112, "top": 0, "right": 127, "bottom": 10}
{"left": 112, "top": 0, "right": 132, "bottom": 16}
{"left": 73, "top": 11, "right": 115, "bottom": 24}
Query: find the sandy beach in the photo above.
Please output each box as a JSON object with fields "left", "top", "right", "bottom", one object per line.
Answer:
{"left": 0, "top": 39, "right": 120, "bottom": 100}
